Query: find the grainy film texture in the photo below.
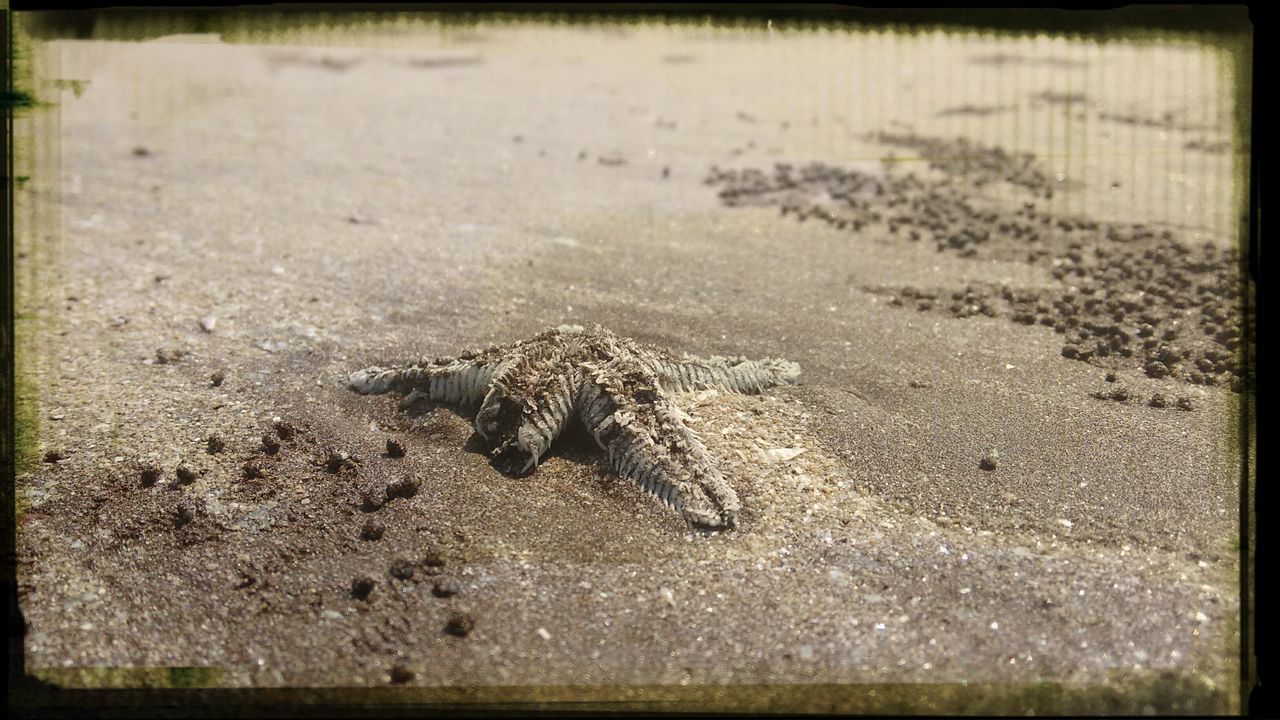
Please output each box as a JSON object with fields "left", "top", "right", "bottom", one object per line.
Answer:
{"left": 11, "top": 11, "right": 1252, "bottom": 714}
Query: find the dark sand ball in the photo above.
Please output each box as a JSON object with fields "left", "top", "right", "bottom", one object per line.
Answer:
{"left": 273, "top": 420, "right": 297, "bottom": 440}
{"left": 175, "top": 465, "right": 198, "bottom": 485}
{"left": 979, "top": 449, "right": 999, "bottom": 471}
{"left": 444, "top": 613, "right": 475, "bottom": 637}
{"left": 1156, "top": 346, "right": 1184, "bottom": 365}
{"left": 420, "top": 547, "right": 447, "bottom": 574}
{"left": 43, "top": 450, "right": 64, "bottom": 464}
{"left": 385, "top": 438, "right": 406, "bottom": 458}
{"left": 1149, "top": 393, "right": 1169, "bottom": 408}
{"left": 361, "top": 520, "right": 385, "bottom": 541}
{"left": 1090, "top": 387, "right": 1129, "bottom": 402}
{"left": 357, "top": 483, "right": 386, "bottom": 513}
{"left": 351, "top": 575, "right": 376, "bottom": 600}
{"left": 210, "top": 371, "right": 225, "bottom": 387}
{"left": 155, "top": 348, "right": 186, "bottom": 364}
{"left": 206, "top": 436, "right": 225, "bottom": 454}
{"left": 389, "top": 559, "right": 416, "bottom": 581}
{"left": 324, "top": 450, "right": 346, "bottom": 473}
{"left": 139, "top": 464, "right": 162, "bottom": 487}
{"left": 1176, "top": 397, "right": 1195, "bottom": 412}
{"left": 386, "top": 476, "right": 421, "bottom": 500}
{"left": 173, "top": 502, "right": 196, "bottom": 528}
{"left": 389, "top": 664, "right": 415, "bottom": 684}
{"left": 261, "top": 434, "right": 281, "bottom": 455}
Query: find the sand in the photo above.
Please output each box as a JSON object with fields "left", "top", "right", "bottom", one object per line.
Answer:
{"left": 12, "top": 20, "right": 1251, "bottom": 714}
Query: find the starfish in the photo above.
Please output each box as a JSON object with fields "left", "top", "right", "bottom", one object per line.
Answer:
{"left": 348, "top": 324, "right": 801, "bottom": 529}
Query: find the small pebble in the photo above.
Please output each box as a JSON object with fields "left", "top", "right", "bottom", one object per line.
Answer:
{"left": 444, "top": 613, "right": 474, "bottom": 637}
{"left": 979, "top": 448, "right": 999, "bottom": 471}
{"left": 351, "top": 575, "right": 375, "bottom": 600}
{"left": 385, "top": 438, "right": 406, "bottom": 458}
{"left": 198, "top": 315, "right": 217, "bottom": 333}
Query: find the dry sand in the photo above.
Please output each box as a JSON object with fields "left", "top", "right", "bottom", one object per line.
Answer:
{"left": 13, "top": 21, "right": 1250, "bottom": 714}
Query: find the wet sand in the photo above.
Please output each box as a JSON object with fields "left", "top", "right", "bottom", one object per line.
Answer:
{"left": 13, "top": 22, "right": 1250, "bottom": 713}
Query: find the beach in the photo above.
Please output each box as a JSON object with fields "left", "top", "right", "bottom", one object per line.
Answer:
{"left": 13, "top": 18, "right": 1251, "bottom": 713}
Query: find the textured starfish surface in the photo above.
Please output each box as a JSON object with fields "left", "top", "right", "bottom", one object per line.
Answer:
{"left": 348, "top": 324, "right": 801, "bottom": 529}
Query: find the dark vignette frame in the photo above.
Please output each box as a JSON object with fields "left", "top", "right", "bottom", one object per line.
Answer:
{"left": 2, "top": 3, "right": 1257, "bottom": 718}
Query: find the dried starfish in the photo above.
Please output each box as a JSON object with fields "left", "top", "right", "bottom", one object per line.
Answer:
{"left": 348, "top": 325, "right": 800, "bottom": 529}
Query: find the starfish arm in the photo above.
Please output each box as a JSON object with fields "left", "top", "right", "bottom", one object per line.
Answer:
{"left": 483, "top": 367, "right": 581, "bottom": 474}
{"left": 578, "top": 358, "right": 740, "bottom": 529}
{"left": 471, "top": 333, "right": 582, "bottom": 473}
{"left": 347, "top": 345, "right": 506, "bottom": 406}
{"left": 647, "top": 352, "right": 802, "bottom": 395}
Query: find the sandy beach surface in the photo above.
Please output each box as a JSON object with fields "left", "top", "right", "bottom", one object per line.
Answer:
{"left": 13, "top": 19, "right": 1251, "bottom": 713}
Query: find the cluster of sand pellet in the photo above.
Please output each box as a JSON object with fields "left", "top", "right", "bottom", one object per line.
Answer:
{"left": 705, "top": 132, "right": 1251, "bottom": 393}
